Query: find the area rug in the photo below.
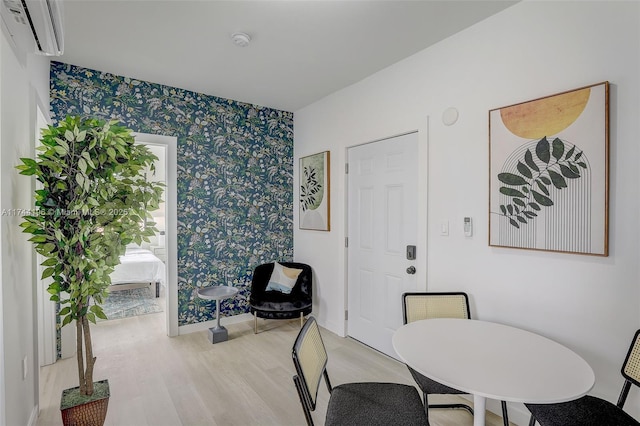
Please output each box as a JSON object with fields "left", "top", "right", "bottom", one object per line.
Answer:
{"left": 100, "top": 287, "right": 163, "bottom": 320}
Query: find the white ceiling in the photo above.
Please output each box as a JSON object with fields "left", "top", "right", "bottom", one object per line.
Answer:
{"left": 59, "top": 0, "right": 517, "bottom": 112}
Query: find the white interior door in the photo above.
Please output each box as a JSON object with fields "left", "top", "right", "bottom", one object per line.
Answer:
{"left": 347, "top": 132, "right": 419, "bottom": 358}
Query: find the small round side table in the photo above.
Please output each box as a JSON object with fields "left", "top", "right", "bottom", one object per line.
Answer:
{"left": 197, "top": 286, "right": 239, "bottom": 344}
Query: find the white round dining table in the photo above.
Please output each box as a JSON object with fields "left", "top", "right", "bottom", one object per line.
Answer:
{"left": 392, "top": 318, "right": 595, "bottom": 426}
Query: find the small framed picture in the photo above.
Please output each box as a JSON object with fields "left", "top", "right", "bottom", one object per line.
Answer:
{"left": 299, "top": 151, "right": 330, "bottom": 231}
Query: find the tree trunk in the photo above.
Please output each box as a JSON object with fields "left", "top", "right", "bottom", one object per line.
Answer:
{"left": 82, "top": 315, "right": 96, "bottom": 396}
{"left": 76, "top": 314, "right": 96, "bottom": 396}
{"left": 76, "top": 318, "right": 86, "bottom": 394}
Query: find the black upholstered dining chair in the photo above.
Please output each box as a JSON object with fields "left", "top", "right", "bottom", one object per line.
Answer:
{"left": 292, "top": 316, "right": 427, "bottom": 426}
{"left": 249, "top": 262, "right": 312, "bottom": 333}
{"left": 526, "top": 329, "right": 640, "bottom": 426}
{"left": 402, "top": 292, "right": 510, "bottom": 426}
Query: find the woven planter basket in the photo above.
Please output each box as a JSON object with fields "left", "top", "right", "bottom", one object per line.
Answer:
{"left": 60, "top": 380, "right": 110, "bottom": 426}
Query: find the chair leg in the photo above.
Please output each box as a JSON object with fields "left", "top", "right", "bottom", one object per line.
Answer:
{"left": 293, "top": 375, "right": 314, "bottom": 426}
{"left": 300, "top": 312, "right": 304, "bottom": 328}
{"left": 528, "top": 415, "right": 536, "bottom": 426}
{"left": 429, "top": 402, "right": 474, "bottom": 415}
{"left": 254, "top": 311, "right": 258, "bottom": 334}
{"left": 617, "top": 379, "right": 632, "bottom": 408}
{"left": 421, "top": 393, "right": 475, "bottom": 425}
{"left": 427, "top": 395, "right": 474, "bottom": 414}
{"left": 423, "top": 392, "right": 430, "bottom": 426}
{"left": 501, "top": 400, "right": 509, "bottom": 426}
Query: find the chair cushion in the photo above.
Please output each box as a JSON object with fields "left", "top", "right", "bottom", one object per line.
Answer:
{"left": 526, "top": 395, "right": 640, "bottom": 426}
{"left": 265, "top": 262, "right": 303, "bottom": 294}
{"left": 251, "top": 298, "right": 312, "bottom": 318}
{"left": 325, "top": 382, "right": 427, "bottom": 426}
{"left": 407, "top": 366, "right": 466, "bottom": 395}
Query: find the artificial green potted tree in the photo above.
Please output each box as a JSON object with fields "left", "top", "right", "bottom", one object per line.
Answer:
{"left": 17, "top": 116, "right": 164, "bottom": 425}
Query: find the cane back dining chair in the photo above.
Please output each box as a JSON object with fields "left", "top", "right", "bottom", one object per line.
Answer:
{"left": 525, "top": 329, "right": 640, "bottom": 426}
{"left": 402, "top": 292, "right": 510, "bottom": 426}
{"left": 292, "top": 316, "right": 427, "bottom": 426}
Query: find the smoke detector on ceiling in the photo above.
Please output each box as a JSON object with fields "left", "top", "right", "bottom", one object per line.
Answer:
{"left": 231, "top": 32, "right": 251, "bottom": 47}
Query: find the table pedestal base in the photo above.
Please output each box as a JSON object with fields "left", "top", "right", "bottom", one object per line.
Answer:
{"left": 473, "top": 394, "right": 486, "bottom": 426}
{"left": 197, "top": 286, "right": 239, "bottom": 344}
{"left": 208, "top": 326, "right": 228, "bottom": 344}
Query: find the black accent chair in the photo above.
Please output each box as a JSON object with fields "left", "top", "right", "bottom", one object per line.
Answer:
{"left": 292, "top": 316, "right": 427, "bottom": 426}
{"left": 402, "top": 292, "right": 510, "bottom": 426}
{"left": 249, "top": 262, "right": 312, "bottom": 333}
{"left": 526, "top": 329, "right": 640, "bottom": 426}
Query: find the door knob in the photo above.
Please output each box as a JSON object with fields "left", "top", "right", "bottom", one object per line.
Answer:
{"left": 406, "top": 266, "right": 416, "bottom": 275}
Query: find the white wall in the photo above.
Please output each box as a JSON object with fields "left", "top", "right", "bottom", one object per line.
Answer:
{"left": 294, "top": 1, "right": 640, "bottom": 424}
{"left": 0, "top": 25, "right": 50, "bottom": 426}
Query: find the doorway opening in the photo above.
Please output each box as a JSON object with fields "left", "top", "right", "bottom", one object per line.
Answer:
{"left": 37, "top": 132, "right": 178, "bottom": 373}
{"left": 97, "top": 142, "right": 168, "bottom": 325}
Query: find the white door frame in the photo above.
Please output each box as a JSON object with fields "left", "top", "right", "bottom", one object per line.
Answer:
{"left": 0, "top": 31, "right": 5, "bottom": 425}
{"left": 35, "top": 106, "right": 57, "bottom": 366}
{"left": 37, "top": 272, "right": 57, "bottom": 365}
{"left": 134, "top": 133, "right": 179, "bottom": 337}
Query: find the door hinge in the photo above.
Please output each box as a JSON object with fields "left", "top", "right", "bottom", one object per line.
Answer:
{"left": 345, "top": 310, "right": 348, "bottom": 320}
{"left": 345, "top": 237, "right": 348, "bottom": 248}
{"left": 345, "top": 163, "right": 349, "bottom": 174}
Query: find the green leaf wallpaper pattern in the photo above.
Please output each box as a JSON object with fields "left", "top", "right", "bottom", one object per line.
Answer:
{"left": 50, "top": 61, "right": 294, "bottom": 326}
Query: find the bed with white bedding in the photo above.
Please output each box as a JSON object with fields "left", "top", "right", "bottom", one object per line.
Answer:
{"left": 109, "top": 246, "right": 166, "bottom": 297}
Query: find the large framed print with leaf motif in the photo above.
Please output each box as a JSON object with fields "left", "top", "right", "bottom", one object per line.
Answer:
{"left": 300, "top": 151, "right": 330, "bottom": 231}
{"left": 489, "top": 82, "right": 609, "bottom": 256}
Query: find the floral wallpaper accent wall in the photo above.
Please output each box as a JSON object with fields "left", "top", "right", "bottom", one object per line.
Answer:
{"left": 50, "top": 61, "right": 294, "bottom": 326}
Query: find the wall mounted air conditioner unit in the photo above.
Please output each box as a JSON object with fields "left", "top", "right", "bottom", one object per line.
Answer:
{"left": 1, "top": 0, "right": 64, "bottom": 56}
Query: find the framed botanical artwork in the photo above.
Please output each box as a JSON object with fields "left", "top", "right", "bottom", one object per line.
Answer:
{"left": 300, "top": 151, "right": 330, "bottom": 231}
{"left": 489, "top": 82, "right": 609, "bottom": 256}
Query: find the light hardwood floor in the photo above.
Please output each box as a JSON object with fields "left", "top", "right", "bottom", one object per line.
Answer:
{"left": 37, "top": 312, "right": 510, "bottom": 426}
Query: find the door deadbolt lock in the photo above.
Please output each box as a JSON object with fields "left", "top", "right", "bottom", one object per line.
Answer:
{"left": 406, "top": 266, "right": 416, "bottom": 275}
{"left": 406, "top": 245, "right": 416, "bottom": 260}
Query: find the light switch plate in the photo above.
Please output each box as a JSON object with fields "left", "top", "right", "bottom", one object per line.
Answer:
{"left": 440, "top": 221, "right": 449, "bottom": 236}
